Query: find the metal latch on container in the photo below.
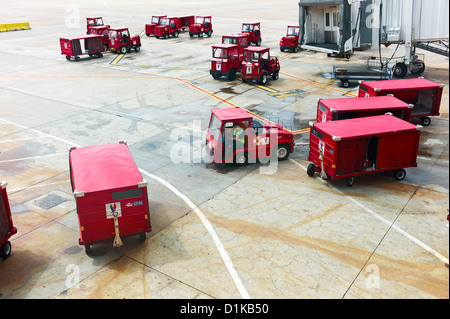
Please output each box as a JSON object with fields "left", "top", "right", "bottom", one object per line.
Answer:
{"left": 73, "top": 190, "right": 85, "bottom": 198}
{"left": 138, "top": 181, "right": 148, "bottom": 188}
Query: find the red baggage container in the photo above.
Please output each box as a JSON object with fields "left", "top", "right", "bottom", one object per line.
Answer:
{"left": 0, "top": 181, "right": 17, "bottom": 260}
{"left": 60, "top": 34, "right": 105, "bottom": 61}
{"left": 69, "top": 142, "right": 151, "bottom": 255}
{"left": 316, "top": 96, "right": 413, "bottom": 123}
{"left": 307, "top": 114, "right": 422, "bottom": 186}
{"left": 358, "top": 78, "right": 444, "bottom": 126}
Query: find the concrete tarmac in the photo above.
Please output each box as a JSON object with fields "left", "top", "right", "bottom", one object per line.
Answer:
{"left": 0, "top": 0, "right": 448, "bottom": 299}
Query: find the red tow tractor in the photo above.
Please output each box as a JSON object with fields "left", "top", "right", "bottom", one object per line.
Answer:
{"left": 60, "top": 34, "right": 105, "bottom": 61}
{"left": 189, "top": 16, "right": 213, "bottom": 37}
{"left": 222, "top": 34, "right": 249, "bottom": 57}
{"left": 210, "top": 44, "right": 241, "bottom": 81}
{"left": 241, "top": 22, "right": 262, "bottom": 46}
{"left": 86, "top": 17, "right": 109, "bottom": 34}
{"left": 145, "top": 15, "right": 167, "bottom": 36}
{"left": 154, "top": 17, "right": 182, "bottom": 39}
{"left": 241, "top": 47, "right": 280, "bottom": 85}
{"left": 108, "top": 28, "right": 141, "bottom": 53}
{"left": 206, "top": 108, "right": 294, "bottom": 165}
{"left": 279, "top": 25, "right": 300, "bottom": 52}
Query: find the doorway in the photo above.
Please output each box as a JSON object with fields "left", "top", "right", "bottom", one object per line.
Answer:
{"left": 324, "top": 7, "right": 339, "bottom": 45}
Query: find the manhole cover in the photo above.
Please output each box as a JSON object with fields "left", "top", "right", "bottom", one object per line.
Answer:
{"left": 33, "top": 193, "right": 69, "bottom": 210}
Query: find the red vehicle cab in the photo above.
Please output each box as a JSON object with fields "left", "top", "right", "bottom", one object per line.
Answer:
{"left": 206, "top": 108, "right": 294, "bottom": 165}
{"left": 0, "top": 181, "right": 17, "bottom": 260}
{"left": 69, "top": 142, "right": 151, "bottom": 255}
{"left": 145, "top": 15, "right": 167, "bottom": 36}
{"left": 210, "top": 44, "right": 241, "bottom": 81}
{"left": 86, "top": 17, "right": 109, "bottom": 34}
{"left": 155, "top": 17, "right": 182, "bottom": 39}
{"left": 222, "top": 34, "right": 249, "bottom": 58}
{"left": 358, "top": 78, "right": 444, "bottom": 126}
{"left": 307, "top": 114, "right": 422, "bottom": 186}
{"left": 189, "top": 16, "right": 213, "bottom": 37}
{"left": 280, "top": 25, "right": 300, "bottom": 52}
{"left": 241, "top": 22, "right": 262, "bottom": 46}
{"left": 316, "top": 96, "right": 413, "bottom": 123}
{"left": 241, "top": 47, "right": 280, "bottom": 85}
{"left": 108, "top": 28, "right": 141, "bottom": 53}
{"left": 60, "top": 34, "right": 105, "bottom": 61}
{"left": 87, "top": 25, "right": 110, "bottom": 50}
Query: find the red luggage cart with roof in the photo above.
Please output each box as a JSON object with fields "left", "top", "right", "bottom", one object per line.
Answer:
{"left": 307, "top": 114, "right": 422, "bottom": 186}
{"left": 0, "top": 182, "right": 17, "bottom": 260}
{"left": 358, "top": 78, "right": 444, "bottom": 126}
{"left": 69, "top": 142, "right": 151, "bottom": 255}
{"left": 316, "top": 96, "right": 413, "bottom": 123}
{"left": 60, "top": 34, "right": 105, "bottom": 61}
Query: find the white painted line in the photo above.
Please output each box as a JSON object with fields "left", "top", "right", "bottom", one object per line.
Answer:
{"left": 0, "top": 116, "right": 249, "bottom": 299}
{"left": 8, "top": 180, "right": 70, "bottom": 193}
{"left": 289, "top": 158, "right": 449, "bottom": 265}
{"left": 139, "top": 168, "right": 250, "bottom": 299}
{"left": 0, "top": 152, "right": 66, "bottom": 163}
{"left": 0, "top": 137, "right": 45, "bottom": 143}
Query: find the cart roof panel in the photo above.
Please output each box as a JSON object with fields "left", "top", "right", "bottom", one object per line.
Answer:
{"left": 361, "top": 78, "right": 441, "bottom": 90}
{"left": 211, "top": 108, "right": 253, "bottom": 121}
{"left": 70, "top": 143, "right": 143, "bottom": 193}
{"left": 319, "top": 96, "right": 410, "bottom": 112}
{"left": 313, "top": 115, "right": 418, "bottom": 139}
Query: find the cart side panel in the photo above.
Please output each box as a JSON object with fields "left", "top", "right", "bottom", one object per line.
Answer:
{"left": 433, "top": 86, "right": 444, "bottom": 116}
{"left": 308, "top": 127, "right": 337, "bottom": 177}
{"left": 335, "top": 138, "right": 367, "bottom": 176}
{"left": 60, "top": 38, "right": 73, "bottom": 56}
{"left": 76, "top": 186, "right": 150, "bottom": 245}
{"left": 0, "top": 190, "right": 9, "bottom": 242}
{"left": 377, "top": 131, "right": 420, "bottom": 169}
{"left": 316, "top": 101, "right": 332, "bottom": 122}
{"left": 86, "top": 37, "right": 104, "bottom": 54}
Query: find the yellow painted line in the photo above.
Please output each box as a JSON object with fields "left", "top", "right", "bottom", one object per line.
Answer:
{"left": 278, "top": 52, "right": 292, "bottom": 61}
{"left": 111, "top": 54, "right": 125, "bottom": 65}
{"left": 139, "top": 30, "right": 145, "bottom": 37}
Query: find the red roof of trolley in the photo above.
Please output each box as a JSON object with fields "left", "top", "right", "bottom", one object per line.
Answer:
{"left": 313, "top": 114, "right": 420, "bottom": 140}
{"left": 361, "top": 78, "right": 442, "bottom": 90}
{"left": 319, "top": 96, "right": 411, "bottom": 112}
{"left": 211, "top": 107, "right": 253, "bottom": 121}
{"left": 70, "top": 143, "right": 144, "bottom": 193}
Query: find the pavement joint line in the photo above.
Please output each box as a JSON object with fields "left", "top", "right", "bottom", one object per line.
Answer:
{"left": 0, "top": 152, "right": 66, "bottom": 163}
{"left": 0, "top": 115, "right": 250, "bottom": 299}
{"left": 288, "top": 158, "right": 450, "bottom": 265}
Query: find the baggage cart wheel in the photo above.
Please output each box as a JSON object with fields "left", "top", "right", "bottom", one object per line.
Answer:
{"left": 393, "top": 169, "right": 406, "bottom": 181}
{"left": 0, "top": 241, "right": 12, "bottom": 259}
{"left": 173, "top": 31, "right": 179, "bottom": 38}
{"left": 139, "top": 232, "right": 146, "bottom": 242}
{"left": 256, "top": 38, "right": 262, "bottom": 46}
{"left": 307, "top": 164, "right": 317, "bottom": 177}
{"left": 420, "top": 117, "right": 431, "bottom": 126}
{"left": 120, "top": 46, "right": 127, "bottom": 54}
{"left": 97, "top": 53, "right": 103, "bottom": 58}
{"left": 227, "top": 68, "right": 237, "bottom": 81}
{"left": 346, "top": 176, "right": 355, "bottom": 187}
{"left": 84, "top": 243, "right": 93, "bottom": 256}
{"left": 293, "top": 45, "right": 299, "bottom": 53}
{"left": 66, "top": 55, "right": 71, "bottom": 61}
{"left": 341, "top": 80, "right": 350, "bottom": 88}
{"left": 207, "top": 30, "right": 212, "bottom": 37}
{"left": 135, "top": 45, "right": 140, "bottom": 52}
{"left": 75, "top": 56, "right": 80, "bottom": 62}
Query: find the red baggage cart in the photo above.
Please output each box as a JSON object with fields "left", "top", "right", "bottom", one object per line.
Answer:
{"left": 358, "top": 78, "right": 444, "bottom": 126}
{"left": 307, "top": 114, "right": 422, "bottom": 186}
{"left": 316, "top": 96, "right": 413, "bottom": 123}
{"left": 69, "top": 142, "right": 151, "bottom": 255}
{"left": 60, "top": 34, "right": 105, "bottom": 61}
{"left": 0, "top": 182, "right": 17, "bottom": 260}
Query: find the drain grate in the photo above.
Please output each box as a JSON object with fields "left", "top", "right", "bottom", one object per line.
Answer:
{"left": 33, "top": 193, "right": 69, "bottom": 210}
